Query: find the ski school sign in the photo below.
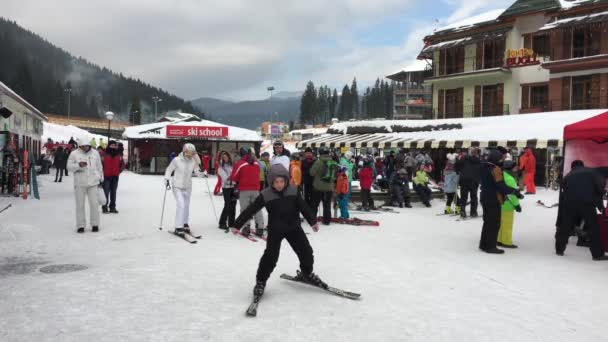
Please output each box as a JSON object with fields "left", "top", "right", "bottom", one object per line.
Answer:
{"left": 166, "top": 125, "right": 229, "bottom": 139}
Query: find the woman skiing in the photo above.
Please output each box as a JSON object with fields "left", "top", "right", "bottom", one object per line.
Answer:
{"left": 164, "top": 143, "right": 205, "bottom": 236}
{"left": 231, "top": 164, "right": 323, "bottom": 299}
{"left": 443, "top": 153, "right": 459, "bottom": 214}
{"left": 217, "top": 151, "right": 236, "bottom": 230}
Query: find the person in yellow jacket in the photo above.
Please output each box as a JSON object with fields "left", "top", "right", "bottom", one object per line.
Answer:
{"left": 289, "top": 154, "right": 302, "bottom": 190}
{"left": 498, "top": 160, "right": 522, "bottom": 248}
{"left": 413, "top": 164, "right": 432, "bottom": 207}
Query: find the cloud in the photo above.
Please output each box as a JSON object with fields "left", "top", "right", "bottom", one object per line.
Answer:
{"left": 1, "top": 0, "right": 514, "bottom": 101}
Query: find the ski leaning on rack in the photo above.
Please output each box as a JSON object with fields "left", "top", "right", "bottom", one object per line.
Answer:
{"left": 318, "top": 217, "right": 379, "bottom": 226}
{"left": 279, "top": 273, "right": 361, "bottom": 300}
{"left": 168, "top": 230, "right": 197, "bottom": 244}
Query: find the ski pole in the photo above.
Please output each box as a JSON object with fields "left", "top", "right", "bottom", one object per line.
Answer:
{"left": 159, "top": 186, "right": 168, "bottom": 230}
{"left": 203, "top": 175, "right": 219, "bottom": 221}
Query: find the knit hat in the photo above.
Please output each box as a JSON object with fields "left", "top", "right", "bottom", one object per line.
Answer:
{"left": 267, "top": 164, "right": 289, "bottom": 186}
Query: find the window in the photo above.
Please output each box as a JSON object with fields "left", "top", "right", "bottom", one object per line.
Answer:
{"left": 573, "top": 25, "right": 601, "bottom": 58}
{"left": 571, "top": 76, "right": 592, "bottom": 109}
{"left": 444, "top": 88, "right": 463, "bottom": 118}
{"left": 532, "top": 35, "right": 549, "bottom": 57}
{"left": 440, "top": 46, "right": 464, "bottom": 75}
{"left": 483, "top": 39, "right": 505, "bottom": 69}
{"left": 530, "top": 85, "right": 549, "bottom": 108}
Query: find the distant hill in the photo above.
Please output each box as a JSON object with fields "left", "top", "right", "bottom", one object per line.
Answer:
{"left": 0, "top": 17, "right": 201, "bottom": 123}
{"left": 192, "top": 95, "right": 301, "bottom": 129}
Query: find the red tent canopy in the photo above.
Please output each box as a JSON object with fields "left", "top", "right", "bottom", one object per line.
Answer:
{"left": 564, "top": 110, "right": 608, "bottom": 143}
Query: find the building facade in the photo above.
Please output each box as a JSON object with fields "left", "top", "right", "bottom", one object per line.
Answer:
{"left": 419, "top": 0, "right": 608, "bottom": 119}
{"left": 386, "top": 65, "right": 434, "bottom": 119}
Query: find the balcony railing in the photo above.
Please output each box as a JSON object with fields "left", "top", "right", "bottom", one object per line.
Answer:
{"left": 550, "top": 97, "right": 604, "bottom": 111}
{"left": 434, "top": 56, "right": 506, "bottom": 77}
{"left": 433, "top": 104, "right": 510, "bottom": 118}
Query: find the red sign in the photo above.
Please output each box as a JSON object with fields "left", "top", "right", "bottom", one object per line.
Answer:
{"left": 506, "top": 48, "right": 541, "bottom": 68}
{"left": 166, "top": 125, "right": 229, "bottom": 138}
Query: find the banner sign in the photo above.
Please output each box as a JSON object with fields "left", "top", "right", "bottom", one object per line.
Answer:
{"left": 166, "top": 125, "right": 229, "bottom": 138}
{"left": 506, "top": 48, "right": 540, "bottom": 68}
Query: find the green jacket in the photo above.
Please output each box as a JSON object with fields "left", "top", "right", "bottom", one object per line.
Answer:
{"left": 501, "top": 171, "right": 520, "bottom": 212}
{"left": 413, "top": 170, "right": 429, "bottom": 185}
{"left": 339, "top": 157, "right": 354, "bottom": 182}
{"left": 310, "top": 155, "right": 336, "bottom": 192}
{"left": 259, "top": 159, "right": 270, "bottom": 182}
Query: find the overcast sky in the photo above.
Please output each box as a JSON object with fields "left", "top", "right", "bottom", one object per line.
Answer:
{"left": 3, "top": 0, "right": 512, "bottom": 101}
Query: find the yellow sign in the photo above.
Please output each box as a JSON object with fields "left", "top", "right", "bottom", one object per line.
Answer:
{"left": 340, "top": 147, "right": 349, "bottom": 153}
{"left": 507, "top": 48, "right": 534, "bottom": 59}
{"left": 506, "top": 48, "right": 539, "bottom": 68}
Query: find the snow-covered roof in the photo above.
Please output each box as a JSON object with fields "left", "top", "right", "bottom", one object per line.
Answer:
{"left": 160, "top": 113, "right": 201, "bottom": 122}
{"left": 123, "top": 113, "right": 262, "bottom": 142}
{"left": 297, "top": 110, "right": 608, "bottom": 149}
{"left": 435, "top": 9, "right": 506, "bottom": 34}
{"left": 0, "top": 81, "right": 47, "bottom": 121}
{"left": 539, "top": 9, "right": 608, "bottom": 30}
{"left": 421, "top": 37, "right": 473, "bottom": 54}
{"left": 289, "top": 127, "right": 328, "bottom": 136}
{"left": 558, "top": 0, "right": 593, "bottom": 9}
{"left": 43, "top": 122, "right": 110, "bottom": 144}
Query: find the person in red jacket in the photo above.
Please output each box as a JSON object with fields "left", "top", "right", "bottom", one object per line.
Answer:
{"left": 520, "top": 148, "right": 536, "bottom": 194}
{"left": 230, "top": 147, "right": 264, "bottom": 237}
{"left": 359, "top": 159, "right": 375, "bottom": 210}
{"left": 102, "top": 140, "right": 122, "bottom": 214}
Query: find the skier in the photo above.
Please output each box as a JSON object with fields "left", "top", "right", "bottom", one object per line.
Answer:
{"left": 217, "top": 151, "right": 236, "bottom": 230}
{"left": 53, "top": 146, "right": 67, "bottom": 182}
{"left": 388, "top": 169, "right": 412, "bottom": 208}
{"left": 164, "top": 143, "right": 205, "bottom": 236}
{"left": 555, "top": 160, "right": 607, "bottom": 260}
{"left": 497, "top": 160, "right": 522, "bottom": 248}
{"left": 339, "top": 151, "right": 354, "bottom": 214}
{"left": 289, "top": 153, "right": 302, "bottom": 191}
{"left": 443, "top": 153, "right": 459, "bottom": 214}
{"left": 479, "top": 149, "right": 523, "bottom": 254}
{"left": 520, "top": 147, "right": 536, "bottom": 194}
{"left": 259, "top": 152, "right": 271, "bottom": 188}
{"left": 309, "top": 147, "right": 338, "bottom": 225}
{"left": 359, "top": 159, "right": 375, "bottom": 211}
{"left": 231, "top": 164, "right": 322, "bottom": 299}
{"left": 404, "top": 152, "right": 416, "bottom": 179}
{"left": 413, "top": 163, "right": 432, "bottom": 207}
{"left": 301, "top": 147, "right": 316, "bottom": 207}
{"left": 102, "top": 140, "right": 122, "bottom": 214}
{"left": 230, "top": 147, "right": 264, "bottom": 237}
{"left": 67, "top": 137, "right": 104, "bottom": 233}
{"left": 455, "top": 147, "right": 481, "bottom": 218}
{"left": 336, "top": 166, "right": 350, "bottom": 220}
{"left": 384, "top": 151, "right": 395, "bottom": 180}
{"left": 271, "top": 140, "right": 290, "bottom": 171}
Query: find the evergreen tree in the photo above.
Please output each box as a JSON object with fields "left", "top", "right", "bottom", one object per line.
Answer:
{"left": 338, "top": 84, "right": 351, "bottom": 120}
{"left": 329, "top": 88, "right": 338, "bottom": 119}
{"left": 351, "top": 78, "right": 359, "bottom": 119}
{"left": 130, "top": 96, "right": 142, "bottom": 124}
{"left": 300, "top": 81, "right": 317, "bottom": 124}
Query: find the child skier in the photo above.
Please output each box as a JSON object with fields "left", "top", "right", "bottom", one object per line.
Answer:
{"left": 413, "top": 164, "right": 432, "bottom": 207}
{"left": 497, "top": 160, "right": 522, "bottom": 248}
{"left": 231, "top": 164, "right": 322, "bottom": 298}
{"left": 164, "top": 143, "right": 205, "bottom": 236}
{"left": 359, "top": 159, "right": 375, "bottom": 210}
{"left": 443, "top": 153, "right": 459, "bottom": 214}
{"left": 336, "top": 165, "right": 350, "bottom": 220}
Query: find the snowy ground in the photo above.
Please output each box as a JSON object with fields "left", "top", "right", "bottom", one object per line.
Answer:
{"left": 1, "top": 172, "right": 608, "bottom": 342}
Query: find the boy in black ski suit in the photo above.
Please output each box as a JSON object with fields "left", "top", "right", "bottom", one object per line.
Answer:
{"left": 232, "top": 164, "right": 324, "bottom": 297}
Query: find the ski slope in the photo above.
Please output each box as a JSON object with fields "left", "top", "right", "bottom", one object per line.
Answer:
{"left": 1, "top": 172, "right": 608, "bottom": 341}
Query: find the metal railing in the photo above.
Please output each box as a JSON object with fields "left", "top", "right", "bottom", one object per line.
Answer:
{"left": 550, "top": 97, "right": 604, "bottom": 111}
{"left": 433, "top": 104, "right": 510, "bottom": 118}
{"left": 433, "top": 56, "right": 506, "bottom": 77}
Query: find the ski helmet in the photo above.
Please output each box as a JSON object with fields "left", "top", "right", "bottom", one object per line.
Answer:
{"left": 183, "top": 143, "right": 196, "bottom": 152}
{"left": 273, "top": 140, "right": 284, "bottom": 147}
{"left": 318, "top": 146, "right": 330, "bottom": 155}
{"left": 502, "top": 160, "right": 515, "bottom": 170}
{"left": 239, "top": 146, "right": 250, "bottom": 157}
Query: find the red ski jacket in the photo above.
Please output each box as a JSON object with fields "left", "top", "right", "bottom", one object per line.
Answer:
{"left": 359, "top": 167, "right": 374, "bottom": 190}
{"left": 103, "top": 155, "right": 122, "bottom": 177}
{"left": 230, "top": 156, "right": 261, "bottom": 191}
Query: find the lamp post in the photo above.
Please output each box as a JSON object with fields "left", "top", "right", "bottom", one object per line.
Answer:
{"left": 152, "top": 96, "right": 162, "bottom": 121}
{"left": 64, "top": 87, "right": 72, "bottom": 125}
{"left": 105, "top": 111, "right": 114, "bottom": 143}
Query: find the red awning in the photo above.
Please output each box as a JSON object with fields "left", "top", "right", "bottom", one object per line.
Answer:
{"left": 564, "top": 111, "right": 608, "bottom": 143}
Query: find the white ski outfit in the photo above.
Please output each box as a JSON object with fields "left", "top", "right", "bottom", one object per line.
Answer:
{"left": 67, "top": 144, "right": 104, "bottom": 229}
{"left": 164, "top": 152, "right": 204, "bottom": 228}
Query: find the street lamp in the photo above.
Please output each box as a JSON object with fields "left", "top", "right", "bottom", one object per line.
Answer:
{"left": 64, "top": 87, "right": 72, "bottom": 125}
{"left": 105, "top": 111, "right": 114, "bottom": 143}
{"left": 152, "top": 96, "right": 162, "bottom": 121}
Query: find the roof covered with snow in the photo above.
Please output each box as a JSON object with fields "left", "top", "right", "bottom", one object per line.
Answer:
{"left": 539, "top": 9, "right": 608, "bottom": 30}
{"left": 289, "top": 127, "right": 328, "bottom": 136}
{"left": 435, "top": 9, "right": 506, "bottom": 34}
{"left": 297, "top": 110, "right": 608, "bottom": 149}
{"left": 43, "top": 122, "right": 112, "bottom": 145}
{"left": 123, "top": 113, "right": 262, "bottom": 142}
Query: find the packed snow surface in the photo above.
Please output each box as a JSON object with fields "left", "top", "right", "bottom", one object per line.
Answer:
{"left": 1, "top": 172, "right": 608, "bottom": 341}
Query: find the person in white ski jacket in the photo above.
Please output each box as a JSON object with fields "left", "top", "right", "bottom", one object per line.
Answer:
{"left": 270, "top": 140, "right": 290, "bottom": 171}
{"left": 164, "top": 143, "right": 205, "bottom": 234}
{"left": 67, "top": 136, "right": 104, "bottom": 233}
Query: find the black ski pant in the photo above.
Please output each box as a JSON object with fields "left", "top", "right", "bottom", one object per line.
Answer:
{"left": 555, "top": 202, "right": 604, "bottom": 258}
{"left": 219, "top": 188, "right": 237, "bottom": 227}
{"left": 103, "top": 176, "right": 119, "bottom": 209}
{"left": 460, "top": 181, "right": 479, "bottom": 215}
{"left": 361, "top": 189, "right": 374, "bottom": 209}
{"left": 446, "top": 193, "right": 456, "bottom": 207}
{"left": 256, "top": 227, "right": 314, "bottom": 282}
{"left": 55, "top": 167, "right": 65, "bottom": 182}
{"left": 480, "top": 201, "right": 501, "bottom": 251}
{"left": 303, "top": 182, "right": 314, "bottom": 207}
{"left": 414, "top": 184, "right": 431, "bottom": 204}
{"left": 389, "top": 184, "right": 410, "bottom": 206}
{"left": 311, "top": 190, "right": 333, "bottom": 224}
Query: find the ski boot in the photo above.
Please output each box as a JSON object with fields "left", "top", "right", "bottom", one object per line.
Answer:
{"left": 241, "top": 226, "right": 251, "bottom": 237}
{"left": 455, "top": 206, "right": 461, "bottom": 216}
{"left": 102, "top": 205, "right": 109, "bottom": 214}
{"left": 295, "top": 270, "right": 328, "bottom": 289}
{"left": 109, "top": 208, "right": 119, "bottom": 214}
{"left": 253, "top": 280, "right": 266, "bottom": 297}
{"left": 183, "top": 224, "right": 191, "bottom": 235}
{"left": 76, "top": 227, "right": 85, "bottom": 234}
{"left": 444, "top": 206, "right": 453, "bottom": 215}
{"left": 460, "top": 207, "right": 467, "bottom": 219}
{"left": 92, "top": 226, "right": 99, "bottom": 233}
{"left": 470, "top": 211, "right": 478, "bottom": 218}
{"left": 174, "top": 227, "right": 186, "bottom": 236}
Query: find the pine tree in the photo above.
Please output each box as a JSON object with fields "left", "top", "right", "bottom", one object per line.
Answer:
{"left": 300, "top": 81, "right": 317, "bottom": 124}
{"left": 330, "top": 89, "right": 338, "bottom": 119}
{"left": 338, "top": 84, "right": 351, "bottom": 120}
{"left": 130, "top": 96, "right": 142, "bottom": 124}
{"left": 351, "top": 78, "right": 359, "bottom": 119}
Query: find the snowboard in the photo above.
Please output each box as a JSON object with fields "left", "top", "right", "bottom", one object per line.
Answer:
{"left": 317, "top": 217, "right": 379, "bottom": 226}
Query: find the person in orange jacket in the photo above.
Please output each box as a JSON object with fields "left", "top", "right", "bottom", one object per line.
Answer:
{"left": 520, "top": 148, "right": 536, "bottom": 194}
{"left": 289, "top": 154, "right": 302, "bottom": 190}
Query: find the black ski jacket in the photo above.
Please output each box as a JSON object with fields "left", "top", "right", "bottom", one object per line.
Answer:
{"left": 455, "top": 155, "right": 481, "bottom": 184}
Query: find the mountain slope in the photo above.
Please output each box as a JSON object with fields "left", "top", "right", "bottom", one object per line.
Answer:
{"left": 0, "top": 17, "right": 201, "bottom": 123}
